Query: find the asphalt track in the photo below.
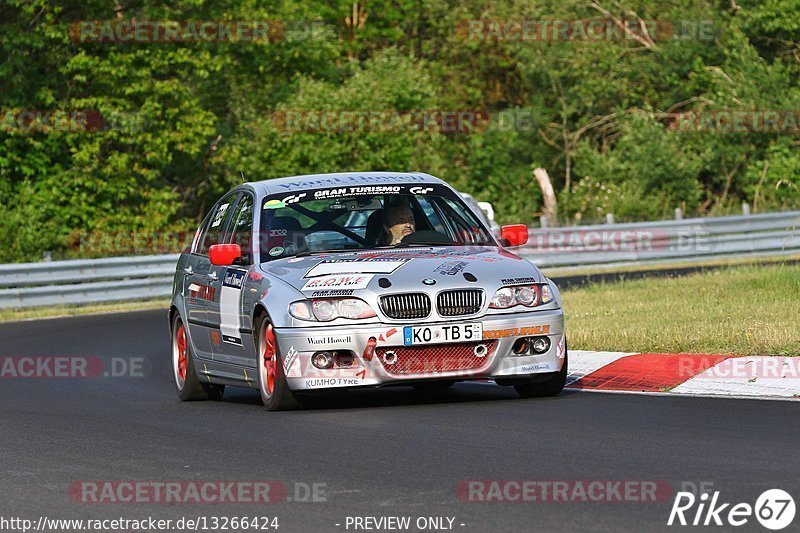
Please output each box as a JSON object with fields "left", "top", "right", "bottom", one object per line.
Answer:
{"left": 1, "top": 310, "right": 799, "bottom": 532}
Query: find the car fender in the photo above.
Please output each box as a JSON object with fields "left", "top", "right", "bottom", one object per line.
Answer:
{"left": 249, "top": 272, "right": 307, "bottom": 329}
{"left": 545, "top": 276, "right": 563, "bottom": 308}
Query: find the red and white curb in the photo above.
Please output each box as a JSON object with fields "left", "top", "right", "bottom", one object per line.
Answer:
{"left": 566, "top": 350, "right": 800, "bottom": 401}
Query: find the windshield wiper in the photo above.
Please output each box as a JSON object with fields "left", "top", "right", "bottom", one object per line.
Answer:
{"left": 372, "top": 243, "right": 440, "bottom": 250}
{"left": 290, "top": 249, "right": 343, "bottom": 258}
{"left": 259, "top": 249, "right": 339, "bottom": 263}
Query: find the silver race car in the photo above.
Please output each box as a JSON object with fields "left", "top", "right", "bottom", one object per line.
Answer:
{"left": 170, "top": 172, "right": 567, "bottom": 410}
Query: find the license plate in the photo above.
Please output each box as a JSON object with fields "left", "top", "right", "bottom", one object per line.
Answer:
{"left": 403, "top": 323, "right": 483, "bottom": 346}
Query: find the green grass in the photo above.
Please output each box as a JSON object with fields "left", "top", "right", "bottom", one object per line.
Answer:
{"left": 544, "top": 253, "right": 800, "bottom": 278}
{"left": 0, "top": 299, "right": 169, "bottom": 323}
{"left": 563, "top": 263, "right": 800, "bottom": 356}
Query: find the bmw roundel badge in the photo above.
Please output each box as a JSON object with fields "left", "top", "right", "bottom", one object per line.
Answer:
{"left": 422, "top": 278, "right": 436, "bottom": 285}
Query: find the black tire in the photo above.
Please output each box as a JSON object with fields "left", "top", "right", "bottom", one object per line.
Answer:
{"left": 514, "top": 351, "right": 568, "bottom": 399}
{"left": 413, "top": 380, "right": 455, "bottom": 391}
{"left": 171, "top": 314, "right": 225, "bottom": 401}
{"left": 255, "top": 314, "right": 301, "bottom": 411}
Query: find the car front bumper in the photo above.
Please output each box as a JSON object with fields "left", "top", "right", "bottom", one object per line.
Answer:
{"left": 276, "top": 309, "right": 566, "bottom": 391}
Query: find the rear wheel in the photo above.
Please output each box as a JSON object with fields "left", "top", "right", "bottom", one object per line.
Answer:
{"left": 171, "top": 314, "right": 224, "bottom": 401}
{"left": 514, "top": 352, "right": 568, "bottom": 399}
{"left": 256, "top": 314, "right": 300, "bottom": 411}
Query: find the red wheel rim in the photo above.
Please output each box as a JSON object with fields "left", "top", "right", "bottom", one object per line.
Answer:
{"left": 262, "top": 323, "right": 277, "bottom": 395}
{"left": 176, "top": 323, "right": 187, "bottom": 381}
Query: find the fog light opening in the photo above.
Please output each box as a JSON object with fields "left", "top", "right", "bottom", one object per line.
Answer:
{"left": 383, "top": 351, "right": 398, "bottom": 365}
{"left": 474, "top": 344, "right": 488, "bottom": 358}
{"left": 334, "top": 351, "right": 355, "bottom": 368}
{"left": 531, "top": 336, "right": 551, "bottom": 354}
{"left": 512, "top": 338, "right": 529, "bottom": 355}
{"left": 311, "top": 351, "right": 334, "bottom": 369}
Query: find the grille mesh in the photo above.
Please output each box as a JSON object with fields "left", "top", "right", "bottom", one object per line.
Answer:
{"left": 437, "top": 289, "right": 483, "bottom": 316}
{"left": 379, "top": 293, "right": 431, "bottom": 319}
{"left": 377, "top": 341, "right": 497, "bottom": 376}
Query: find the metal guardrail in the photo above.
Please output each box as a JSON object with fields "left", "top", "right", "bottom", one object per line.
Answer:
{"left": 0, "top": 211, "right": 798, "bottom": 309}
{"left": 0, "top": 254, "right": 179, "bottom": 309}
{"left": 517, "top": 211, "right": 800, "bottom": 269}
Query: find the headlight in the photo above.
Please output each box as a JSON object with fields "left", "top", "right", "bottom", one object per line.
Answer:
{"left": 489, "top": 283, "right": 554, "bottom": 309}
{"left": 489, "top": 287, "right": 516, "bottom": 308}
{"left": 515, "top": 286, "right": 538, "bottom": 306}
{"left": 540, "top": 284, "right": 554, "bottom": 304}
{"left": 312, "top": 299, "right": 337, "bottom": 321}
{"left": 334, "top": 298, "right": 374, "bottom": 319}
{"left": 289, "top": 301, "right": 313, "bottom": 320}
{"left": 289, "top": 298, "right": 376, "bottom": 321}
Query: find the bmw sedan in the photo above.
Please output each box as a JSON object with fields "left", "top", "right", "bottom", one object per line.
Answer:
{"left": 170, "top": 172, "right": 567, "bottom": 410}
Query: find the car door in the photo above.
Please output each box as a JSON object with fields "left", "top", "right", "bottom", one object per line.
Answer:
{"left": 184, "top": 192, "right": 239, "bottom": 360}
{"left": 208, "top": 192, "right": 256, "bottom": 368}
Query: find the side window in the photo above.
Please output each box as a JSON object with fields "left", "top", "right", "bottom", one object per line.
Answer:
{"left": 198, "top": 193, "right": 239, "bottom": 255}
{"left": 416, "top": 197, "right": 446, "bottom": 233}
{"left": 440, "top": 197, "right": 491, "bottom": 244}
{"left": 228, "top": 194, "right": 254, "bottom": 264}
{"left": 191, "top": 210, "right": 214, "bottom": 254}
{"left": 261, "top": 210, "right": 308, "bottom": 259}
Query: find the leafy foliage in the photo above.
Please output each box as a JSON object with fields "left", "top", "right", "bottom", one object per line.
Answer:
{"left": 0, "top": 0, "right": 798, "bottom": 260}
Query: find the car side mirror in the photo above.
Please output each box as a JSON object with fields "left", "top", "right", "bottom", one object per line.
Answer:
{"left": 209, "top": 244, "right": 242, "bottom": 266}
{"left": 501, "top": 224, "right": 529, "bottom": 247}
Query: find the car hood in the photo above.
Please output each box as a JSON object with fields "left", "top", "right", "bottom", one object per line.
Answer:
{"left": 260, "top": 246, "right": 543, "bottom": 294}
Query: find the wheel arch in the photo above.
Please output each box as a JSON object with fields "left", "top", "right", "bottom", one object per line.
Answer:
{"left": 168, "top": 304, "right": 180, "bottom": 334}
{"left": 252, "top": 303, "right": 271, "bottom": 348}
{"left": 168, "top": 292, "right": 188, "bottom": 334}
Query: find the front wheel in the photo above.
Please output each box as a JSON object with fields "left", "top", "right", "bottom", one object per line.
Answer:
{"left": 256, "top": 315, "right": 301, "bottom": 411}
{"left": 514, "top": 352, "right": 568, "bottom": 399}
{"left": 172, "top": 314, "right": 224, "bottom": 401}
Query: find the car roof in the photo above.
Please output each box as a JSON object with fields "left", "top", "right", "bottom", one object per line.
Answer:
{"left": 245, "top": 171, "right": 447, "bottom": 197}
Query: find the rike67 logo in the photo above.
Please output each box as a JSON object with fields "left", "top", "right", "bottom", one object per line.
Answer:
{"left": 668, "top": 489, "right": 795, "bottom": 530}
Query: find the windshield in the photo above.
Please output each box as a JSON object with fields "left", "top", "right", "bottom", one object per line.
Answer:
{"left": 259, "top": 184, "right": 496, "bottom": 261}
